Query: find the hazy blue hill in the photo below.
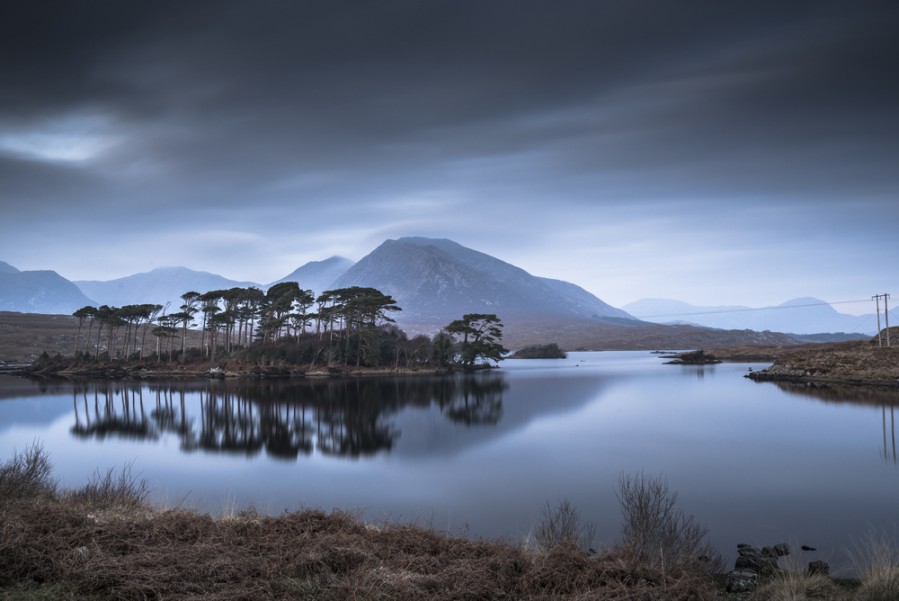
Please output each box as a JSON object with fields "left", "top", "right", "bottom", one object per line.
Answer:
{"left": 622, "top": 297, "right": 875, "bottom": 335}
{"left": 0, "top": 261, "right": 21, "bottom": 274}
{"left": 75, "top": 267, "right": 259, "bottom": 309}
{"left": 0, "top": 270, "right": 97, "bottom": 314}
{"left": 330, "top": 237, "right": 637, "bottom": 327}
{"left": 536, "top": 276, "right": 634, "bottom": 322}
{"left": 272, "top": 256, "right": 354, "bottom": 296}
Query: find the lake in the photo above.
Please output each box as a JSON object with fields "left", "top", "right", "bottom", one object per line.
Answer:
{"left": 1, "top": 351, "right": 897, "bottom": 574}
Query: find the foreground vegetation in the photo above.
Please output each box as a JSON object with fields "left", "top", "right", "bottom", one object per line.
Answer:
{"left": 4, "top": 446, "right": 896, "bottom": 600}
{"left": 0, "top": 444, "right": 726, "bottom": 600}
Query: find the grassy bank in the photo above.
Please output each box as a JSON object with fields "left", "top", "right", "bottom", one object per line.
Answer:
{"left": 3, "top": 446, "right": 896, "bottom": 600}
{"left": 0, "top": 446, "right": 724, "bottom": 601}
{"left": 746, "top": 341, "right": 899, "bottom": 388}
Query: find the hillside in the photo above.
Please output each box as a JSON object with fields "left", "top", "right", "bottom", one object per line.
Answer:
{"left": 747, "top": 334, "right": 899, "bottom": 388}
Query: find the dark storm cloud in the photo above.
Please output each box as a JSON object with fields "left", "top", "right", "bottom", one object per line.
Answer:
{"left": 4, "top": 1, "right": 897, "bottom": 199}
{"left": 1, "top": 0, "right": 897, "bottom": 300}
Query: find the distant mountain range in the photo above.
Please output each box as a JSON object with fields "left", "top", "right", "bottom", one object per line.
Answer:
{"left": 0, "top": 238, "right": 868, "bottom": 349}
{"left": 0, "top": 263, "right": 96, "bottom": 314}
{"left": 74, "top": 267, "right": 259, "bottom": 310}
{"left": 622, "top": 297, "right": 875, "bottom": 336}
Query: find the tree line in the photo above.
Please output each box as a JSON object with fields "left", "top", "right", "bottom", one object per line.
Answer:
{"left": 71, "top": 284, "right": 507, "bottom": 370}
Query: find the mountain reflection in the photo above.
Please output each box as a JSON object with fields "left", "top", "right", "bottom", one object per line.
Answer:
{"left": 70, "top": 374, "right": 508, "bottom": 459}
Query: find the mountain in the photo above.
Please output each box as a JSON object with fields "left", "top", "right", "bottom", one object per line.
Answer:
{"left": 2, "top": 243, "right": 806, "bottom": 351}
{"left": 75, "top": 267, "right": 259, "bottom": 309}
{"left": 0, "top": 261, "right": 20, "bottom": 274}
{"left": 330, "top": 237, "right": 636, "bottom": 327}
{"left": 324, "top": 238, "right": 807, "bottom": 348}
{"left": 271, "top": 256, "right": 354, "bottom": 296}
{"left": 0, "top": 269, "right": 97, "bottom": 314}
{"left": 622, "top": 297, "right": 875, "bottom": 335}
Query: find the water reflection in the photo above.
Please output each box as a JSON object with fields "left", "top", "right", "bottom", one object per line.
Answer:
{"left": 883, "top": 406, "right": 897, "bottom": 464}
{"left": 772, "top": 381, "right": 899, "bottom": 407}
{"left": 769, "top": 380, "right": 899, "bottom": 465}
{"left": 70, "top": 374, "right": 509, "bottom": 460}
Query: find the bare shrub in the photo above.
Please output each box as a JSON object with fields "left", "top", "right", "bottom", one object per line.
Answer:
{"left": 533, "top": 498, "right": 595, "bottom": 553}
{"left": 617, "top": 472, "right": 720, "bottom": 573}
{"left": 850, "top": 529, "right": 899, "bottom": 601}
{"left": 65, "top": 461, "right": 150, "bottom": 511}
{"left": 0, "top": 440, "right": 56, "bottom": 500}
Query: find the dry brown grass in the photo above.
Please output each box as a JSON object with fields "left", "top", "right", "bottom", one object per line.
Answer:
{"left": 751, "top": 571, "right": 845, "bottom": 601}
{"left": 750, "top": 341, "right": 899, "bottom": 387}
{"left": 0, "top": 450, "right": 720, "bottom": 600}
{"left": 849, "top": 529, "right": 899, "bottom": 601}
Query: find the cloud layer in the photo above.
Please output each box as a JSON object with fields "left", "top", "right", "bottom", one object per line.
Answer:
{"left": 1, "top": 1, "right": 897, "bottom": 309}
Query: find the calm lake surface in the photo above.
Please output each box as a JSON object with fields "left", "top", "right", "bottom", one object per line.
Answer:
{"left": 2, "top": 351, "right": 897, "bottom": 573}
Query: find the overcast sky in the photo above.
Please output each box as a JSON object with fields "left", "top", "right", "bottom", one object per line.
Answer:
{"left": 1, "top": 1, "right": 897, "bottom": 313}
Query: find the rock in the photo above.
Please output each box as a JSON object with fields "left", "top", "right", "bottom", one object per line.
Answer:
{"left": 808, "top": 560, "right": 830, "bottom": 576}
{"left": 726, "top": 570, "right": 758, "bottom": 593}
{"left": 761, "top": 546, "right": 777, "bottom": 558}
{"left": 773, "top": 543, "right": 791, "bottom": 557}
{"left": 734, "top": 546, "right": 779, "bottom": 577}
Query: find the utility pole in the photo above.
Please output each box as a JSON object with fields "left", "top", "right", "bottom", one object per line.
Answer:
{"left": 886, "top": 293, "right": 891, "bottom": 348}
{"left": 872, "top": 293, "right": 891, "bottom": 347}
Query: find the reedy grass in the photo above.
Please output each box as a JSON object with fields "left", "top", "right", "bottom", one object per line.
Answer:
{"left": 849, "top": 528, "right": 899, "bottom": 601}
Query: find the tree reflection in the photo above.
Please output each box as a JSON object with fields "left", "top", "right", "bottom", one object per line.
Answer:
{"left": 71, "top": 382, "right": 158, "bottom": 441}
{"left": 438, "top": 373, "right": 505, "bottom": 425}
{"left": 69, "top": 373, "right": 507, "bottom": 460}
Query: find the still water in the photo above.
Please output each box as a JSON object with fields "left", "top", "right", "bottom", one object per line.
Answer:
{"left": 1, "top": 351, "right": 897, "bottom": 572}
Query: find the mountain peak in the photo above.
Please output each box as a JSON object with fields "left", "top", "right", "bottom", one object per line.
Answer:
{"left": 0, "top": 261, "right": 20, "bottom": 274}
{"left": 272, "top": 256, "right": 354, "bottom": 295}
{"left": 332, "top": 237, "right": 633, "bottom": 327}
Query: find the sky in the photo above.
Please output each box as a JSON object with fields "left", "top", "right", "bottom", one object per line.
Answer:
{"left": 1, "top": 1, "right": 897, "bottom": 314}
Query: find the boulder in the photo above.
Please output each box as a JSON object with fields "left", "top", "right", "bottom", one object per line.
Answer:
{"left": 773, "top": 543, "right": 791, "bottom": 557}
{"left": 808, "top": 560, "right": 830, "bottom": 576}
{"left": 734, "top": 545, "right": 779, "bottom": 577}
{"left": 726, "top": 570, "right": 758, "bottom": 593}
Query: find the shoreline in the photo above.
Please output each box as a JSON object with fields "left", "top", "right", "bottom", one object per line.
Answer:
{"left": 18, "top": 357, "right": 480, "bottom": 381}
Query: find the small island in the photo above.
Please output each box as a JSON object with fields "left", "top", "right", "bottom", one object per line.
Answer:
{"left": 17, "top": 286, "right": 510, "bottom": 379}
{"left": 664, "top": 350, "right": 722, "bottom": 365}
{"left": 509, "top": 343, "right": 567, "bottom": 359}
